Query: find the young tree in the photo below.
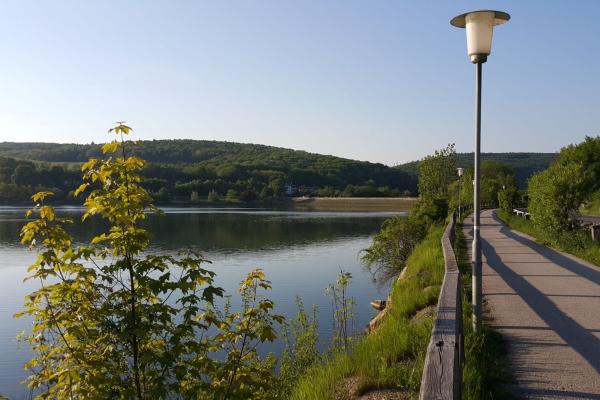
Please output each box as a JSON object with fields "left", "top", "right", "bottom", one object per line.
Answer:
{"left": 361, "top": 216, "right": 426, "bottom": 285}
{"left": 362, "top": 146, "right": 456, "bottom": 284}
{"left": 275, "top": 298, "right": 320, "bottom": 398}
{"left": 417, "top": 143, "right": 456, "bottom": 202}
{"left": 17, "top": 123, "right": 284, "bottom": 399}
{"left": 498, "top": 187, "right": 518, "bottom": 213}
{"left": 325, "top": 270, "right": 354, "bottom": 351}
{"left": 480, "top": 161, "right": 517, "bottom": 207}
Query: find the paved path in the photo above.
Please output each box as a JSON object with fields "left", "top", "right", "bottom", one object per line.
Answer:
{"left": 463, "top": 210, "right": 600, "bottom": 399}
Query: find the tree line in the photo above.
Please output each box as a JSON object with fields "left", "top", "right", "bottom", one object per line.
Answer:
{"left": 0, "top": 140, "right": 418, "bottom": 204}
{"left": 396, "top": 151, "right": 555, "bottom": 189}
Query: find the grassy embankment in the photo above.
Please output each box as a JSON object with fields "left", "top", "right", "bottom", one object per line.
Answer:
{"left": 290, "top": 224, "right": 445, "bottom": 399}
{"left": 496, "top": 209, "right": 600, "bottom": 267}
{"left": 580, "top": 190, "right": 600, "bottom": 216}
{"left": 454, "top": 221, "right": 515, "bottom": 400}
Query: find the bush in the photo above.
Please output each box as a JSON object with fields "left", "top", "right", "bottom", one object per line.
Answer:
{"left": 497, "top": 188, "right": 518, "bottom": 213}
{"left": 207, "top": 189, "right": 221, "bottom": 202}
{"left": 239, "top": 189, "right": 259, "bottom": 202}
{"left": 528, "top": 162, "right": 586, "bottom": 237}
{"left": 527, "top": 136, "right": 600, "bottom": 239}
{"left": 411, "top": 198, "right": 448, "bottom": 224}
{"left": 226, "top": 189, "right": 238, "bottom": 200}
{"left": 362, "top": 214, "right": 426, "bottom": 285}
{"left": 275, "top": 299, "right": 320, "bottom": 398}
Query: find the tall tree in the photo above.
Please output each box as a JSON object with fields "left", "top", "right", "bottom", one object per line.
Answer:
{"left": 417, "top": 144, "right": 456, "bottom": 201}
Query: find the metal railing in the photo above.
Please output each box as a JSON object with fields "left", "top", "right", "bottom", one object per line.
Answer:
{"left": 418, "top": 210, "right": 463, "bottom": 400}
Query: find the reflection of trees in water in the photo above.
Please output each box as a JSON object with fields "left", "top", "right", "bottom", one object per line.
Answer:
{"left": 0, "top": 211, "right": 388, "bottom": 251}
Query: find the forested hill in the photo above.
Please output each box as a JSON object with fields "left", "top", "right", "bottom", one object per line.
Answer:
{"left": 0, "top": 140, "right": 417, "bottom": 204}
{"left": 396, "top": 152, "right": 556, "bottom": 188}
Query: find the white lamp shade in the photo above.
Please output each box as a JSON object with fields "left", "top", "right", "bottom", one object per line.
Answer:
{"left": 466, "top": 12, "right": 495, "bottom": 57}
{"left": 450, "top": 10, "right": 510, "bottom": 62}
{"left": 457, "top": 167, "right": 464, "bottom": 177}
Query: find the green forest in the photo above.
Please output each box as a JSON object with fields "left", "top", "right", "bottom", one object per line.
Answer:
{"left": 0, "top": 140, "right": 554, "bottom": 204}
{"left": 0, "top": 140, "right": 417, "bottom": 204}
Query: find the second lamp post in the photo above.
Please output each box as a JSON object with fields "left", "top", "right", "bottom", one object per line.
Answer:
{"left": 451, "top": 10, "right": 510, "bottom": 331}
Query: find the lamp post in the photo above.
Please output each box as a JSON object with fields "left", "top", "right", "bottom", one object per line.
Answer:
{"left": 451, "top": 10, "right": 510, "bottom": 331}
{"left": 457, "top": 167, "right": 464, "bottom": 220}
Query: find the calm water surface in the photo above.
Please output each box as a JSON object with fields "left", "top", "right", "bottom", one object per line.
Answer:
{"left": 0, "top": 206, "right": 400, "bottom": 398}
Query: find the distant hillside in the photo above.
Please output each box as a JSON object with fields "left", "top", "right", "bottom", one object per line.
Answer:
{"left": 0, "top": 140, "right": 417, "bottom": 204}
{"left": 396, "top": 152, "right": 556, "bottom": 188}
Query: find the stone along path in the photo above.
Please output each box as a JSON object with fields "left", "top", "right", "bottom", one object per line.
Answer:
{"left": 463, "top": 210, "right": 600, "bottom": 399}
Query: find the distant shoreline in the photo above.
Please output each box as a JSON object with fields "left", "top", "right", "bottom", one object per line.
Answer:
{"left": 290, "top": 197, "right": 417, "bottom": 212}
{"left": 0, "top": 197, "right": 418, "bottom": 213}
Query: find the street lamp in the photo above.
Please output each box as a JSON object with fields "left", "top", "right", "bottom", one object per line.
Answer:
{"left": 457, "top": 167, "right": 464, "bottom": 220}
{"left": 451, "top": 10, "right": 510, "bottom": 332}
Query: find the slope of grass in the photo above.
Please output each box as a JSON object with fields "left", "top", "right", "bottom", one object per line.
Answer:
{"left": 496, "top": 209, "right": 600, "bottom": 267}
{"left": 289, "top": 225, "right": 445, "bottom": 400}
{"left": 580, "top": 190, "right": 600, "bottom": 216}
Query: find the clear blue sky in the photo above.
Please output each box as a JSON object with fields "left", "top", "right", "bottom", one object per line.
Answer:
{"left": 0, "top": 1, "right": 598, "bottom": 165}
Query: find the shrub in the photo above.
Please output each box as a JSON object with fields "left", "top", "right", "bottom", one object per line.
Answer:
{"left": 207, "top": 188, "right": 221, "bottom": 202}
{"left": 497, "top": 187, "right": 518, "bottom": 213}
{"left": 527, "top": 136, "right": 600, "bottom": 239}
{"left": 528, "top": 162, "right": 586, "bottom": 237}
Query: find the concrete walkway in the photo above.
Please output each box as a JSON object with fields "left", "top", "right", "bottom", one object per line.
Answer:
{"left": 464, "top": 210, "right": 600, "bottom": 399}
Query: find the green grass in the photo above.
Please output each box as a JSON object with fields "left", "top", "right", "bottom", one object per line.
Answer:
{"left": 580, "top": 190, "right": 600, "bottom": 216}
{"left": 496, "top": 209, "right": 600, "bottom": 268}
{"left": 454, "top": 221, "right": 515, "bottom": 400}
{"left": 495, "top": 210, "right": 544, "bottom": 238}
{"left": 289, "top": 225, "right": 445, "bottom": 400}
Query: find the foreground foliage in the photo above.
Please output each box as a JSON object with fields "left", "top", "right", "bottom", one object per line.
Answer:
{"left": 17, "top": 124, "right": 286, "bottom": 399}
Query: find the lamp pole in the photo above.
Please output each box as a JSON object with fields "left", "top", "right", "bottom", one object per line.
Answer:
{"left": 451, "top": 10, "right": 510, "bottom": 331}
{"left": 473, "top": 60, "right": 483, "bottom": 330}
{"left": 457, "top": 167, "right": 464, "bottom": 220}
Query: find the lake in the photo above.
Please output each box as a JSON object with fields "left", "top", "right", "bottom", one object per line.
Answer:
{"left": 0, "top": 206, "right": 401, "bottom": 398}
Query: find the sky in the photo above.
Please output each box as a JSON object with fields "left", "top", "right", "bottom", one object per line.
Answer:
{"left": 0, "top": 1, "right": 598, "bottom": 165}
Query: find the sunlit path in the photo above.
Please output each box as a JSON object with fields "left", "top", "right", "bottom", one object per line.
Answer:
{"left": 464, "top": 210, "right": 600, "bottom": 399}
